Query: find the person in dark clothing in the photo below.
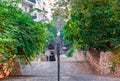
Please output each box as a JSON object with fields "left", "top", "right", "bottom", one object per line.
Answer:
{"left": 49, "top": 51, "right": 56, "bottom": 61}
{"left": 46, "top": 55, "right": 49, "bottom": 61}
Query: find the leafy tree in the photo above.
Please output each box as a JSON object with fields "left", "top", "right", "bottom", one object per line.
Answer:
{"left": 52, "top": 0, "right": 70, "bottom": 19}
{"left": 45, "top": 23, "right": 57, "bottom": 45}
{"left": 62, "top": 0, "right": 120, "bottom": 51}
{"left": 0, "top": 0, "right": 47, "bottom": 65}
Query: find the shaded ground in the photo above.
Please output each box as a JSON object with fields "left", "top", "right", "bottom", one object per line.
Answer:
{"left": 1, "top": 55, "right": 120, "bottom": 81}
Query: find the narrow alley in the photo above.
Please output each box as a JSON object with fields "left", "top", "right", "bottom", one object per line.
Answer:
{"left": 1, "top": 0, "right": 120, "bottom": 81}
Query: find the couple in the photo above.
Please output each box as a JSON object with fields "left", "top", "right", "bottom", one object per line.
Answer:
{"left": 46, "top": 51, "right": 56, "bottom": 61}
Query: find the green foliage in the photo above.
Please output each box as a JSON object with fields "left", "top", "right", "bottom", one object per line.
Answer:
{"left": 45, "top": 23, "right": 57, "bottom": 44}
{"left": 0, "top": 0, "right": 46, "bottom": 64}
{"left": 66, "top": 47, "right": 75, "bottom": 57}
{"left": 62, "top": 0, "right": 120, "bottom": 51}
{"left": 60, "top": 27, "right": 72, "bottom": 45}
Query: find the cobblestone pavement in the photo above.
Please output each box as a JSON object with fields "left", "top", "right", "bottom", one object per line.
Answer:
{"left": 1, "top": 55, "right": 120, "bottom": 81}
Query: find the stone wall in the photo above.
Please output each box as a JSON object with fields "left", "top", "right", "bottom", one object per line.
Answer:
{"left": 73, "top": 49, "right": 120, "bottom": 76}
{"left": 9, "top": 61, "right": 22, "bottom": 77}
{"left": 0, "top": 61, "right": 22, "bottom": 78}
{"left": 0, "top": 53, "right": 11, "bottom": 78}
{"left": 114, "top": 63, "right": 120, "bottom": 76}
{"left": 100, "top": 52, "right": 120, "bottom": 76}
{"left": 0, "top": 63, "right": 11, "bottom": 78}
{"left": 86, "top": 51, "right": 120, "bottom": 76}
{"left": 86, "top": 51, "right": 101, "bottom": 74}
{"left": 99, "top": 52, "right": 114, "bottom": 75}
{"left": 73, "top": 49, "right": 85, "bottom": 61}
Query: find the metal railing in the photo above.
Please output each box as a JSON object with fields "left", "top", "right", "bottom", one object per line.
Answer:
{"left": 28, "top": 0, "right": 36, "bottom": 3}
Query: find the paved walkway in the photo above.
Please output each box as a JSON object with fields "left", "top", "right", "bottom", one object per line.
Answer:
{"left": 1, "top": 55, "right": 120, "bottom": 81}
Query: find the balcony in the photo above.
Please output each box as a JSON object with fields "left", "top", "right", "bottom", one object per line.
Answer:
{"left": 28, "top": 0, "right": 36, "bottom": 3}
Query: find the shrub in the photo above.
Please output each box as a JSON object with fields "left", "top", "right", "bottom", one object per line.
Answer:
{"left": 66, "top": 47, "right": 75, "bottom": 57}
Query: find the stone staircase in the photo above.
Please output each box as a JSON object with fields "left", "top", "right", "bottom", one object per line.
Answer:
{"left": 1, "top": 55, "right": 120, "bottom": 81}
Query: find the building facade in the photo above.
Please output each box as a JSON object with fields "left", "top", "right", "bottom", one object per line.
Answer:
{"left": 18, "top": 0, "right": 53, "bottom": 22}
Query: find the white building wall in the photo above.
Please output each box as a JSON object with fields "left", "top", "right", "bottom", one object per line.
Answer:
{"left": 18, "top": 0, "right": 53, "bottom": 22}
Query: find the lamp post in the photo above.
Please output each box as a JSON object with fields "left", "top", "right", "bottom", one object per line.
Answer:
{"left": 56, "top": 31, "right": 60, "bottom": 81}
{"left": 57, "top": 43, "right": 60, "bottom": 81}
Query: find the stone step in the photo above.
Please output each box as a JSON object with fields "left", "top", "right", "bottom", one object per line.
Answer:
{"left": 3, "top": 75, "right": 120, "bottom": 81}
{"left": 21, "top": 61, "right": 94, "bottom": 77}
